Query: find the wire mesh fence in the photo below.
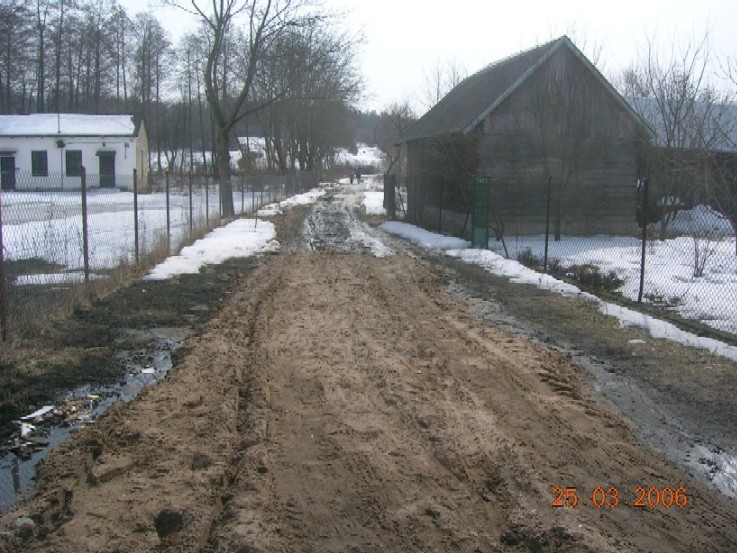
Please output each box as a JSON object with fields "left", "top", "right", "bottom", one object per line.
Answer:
{"left": 0, "top": 169, "right": 311, "bottom": 337}
{"left": 498, "top": 188, "right": 737, "bottom": 335}
{"left": 412, "top": 177, "right": 737, "bottom": 338}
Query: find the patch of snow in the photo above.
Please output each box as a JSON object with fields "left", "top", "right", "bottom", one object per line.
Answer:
{"left": 349, "top": 225, "right": 394, "bottom": 257}
{"left": 14, "top": 272, "right": 105, "bottom": 286}
{"left": 485, "top": 228, "right": 737, "bottom": 335}
{"left": 257, "top": 188, "right": 326, "bottom": 216}
{"left": 145, "top": 219, "right": 278, "bottom": 280}
{"left": 380, "top": 221, "right": 470, "bottom": 250}
{"left": 669, "top": 205, "right": 734, "bottom": 237}
{"left": 363, "top": 191, "right": 385, "bottom": 215}
{"left": 335, "top": 143, "right": 384, "bottom": 168}
{"left": 2, "top": 187, "right": 272, "bottom": 275}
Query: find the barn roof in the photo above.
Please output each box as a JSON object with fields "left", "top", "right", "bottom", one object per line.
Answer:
{"left": 399, "top": 36, "right": 647, "bottom": 143}
{"left": 0, "top": 114, "right": 137, "bottom": 137}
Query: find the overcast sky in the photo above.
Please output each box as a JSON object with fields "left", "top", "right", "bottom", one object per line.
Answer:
{"left": 119, "top": 0, "right": 737, "bottom": 114}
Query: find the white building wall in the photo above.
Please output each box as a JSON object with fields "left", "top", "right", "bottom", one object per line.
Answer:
{"left": 0, "top": 135, "right": 138, "bottom": 191}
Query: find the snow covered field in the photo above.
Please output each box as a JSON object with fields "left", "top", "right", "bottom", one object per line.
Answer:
{"left": 488, "top": 233, "right": 737, "bottom": 335}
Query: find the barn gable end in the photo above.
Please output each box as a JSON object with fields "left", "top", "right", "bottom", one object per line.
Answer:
{"left": 398, "top": 36, "right": 650, "bottom": 238}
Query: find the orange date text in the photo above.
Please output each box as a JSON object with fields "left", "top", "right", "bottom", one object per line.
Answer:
{"left": 551, "top": 486, "right": 688, "bottom": 509}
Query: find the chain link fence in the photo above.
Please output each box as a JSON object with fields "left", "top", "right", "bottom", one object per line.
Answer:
{"left": 411, "top": 177, "right": 737, "bottom": 338}
{"left": 489, "top": 183, "right": 737, "bottom": 338}
{"left": 0, "top": 169, "right": 312, "bottom": 337}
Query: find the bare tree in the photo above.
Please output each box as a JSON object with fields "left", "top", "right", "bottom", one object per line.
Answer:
{"left": 0, "top": 2, "right": 34, "bottom": 113}
{"left": 422, "top": 58, "right": 466, "bottom": 110}
{"left": 261, "top": 20, "right": 361, "bottom": 173}
{"left": 374, "top": 100, "right": 416, "bottom": 172}
{"left": 166, "top": 0, "right": 315, "bottom": 216}
{"left": 623, "top": 32, "right": 731, "bottom": 239}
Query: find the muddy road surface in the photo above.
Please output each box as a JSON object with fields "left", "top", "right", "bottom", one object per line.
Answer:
{"left": 2, "top": 184, "right": 737, "bottom": 552}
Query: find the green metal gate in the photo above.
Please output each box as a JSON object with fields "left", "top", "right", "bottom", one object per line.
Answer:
{"left": 471, "top": 176, "right": 490, "bottom": 248}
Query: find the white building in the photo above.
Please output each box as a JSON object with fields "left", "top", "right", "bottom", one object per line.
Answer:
{"left": 0, "top": 114, "right": 148, "bottom": 191}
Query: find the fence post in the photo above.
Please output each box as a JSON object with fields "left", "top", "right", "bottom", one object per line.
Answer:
{"left": 0, "top": 187, "right": 9, "bottom": 341}
{"left": 544, "top": 175, "right": 552, "bottom": 273}
{"left": 205, "top": 178, "right": 210, "bottom": 227}
{"left": 133, "top": 168, "right": 139, "bottom": 264}
{"left": 188, "top": 171, "right": 193, "bottom": 234}
{"left": 81, "top": 167, "right": 90, "bottom": 283}
{"left": 438, "top": 178, "right": 443, "bottom": 232}
{"left": 165, "top": 171, "right": 171, "bottom": 253}
{"left": 637, "top": 177, "right": 649, "bottom": 303}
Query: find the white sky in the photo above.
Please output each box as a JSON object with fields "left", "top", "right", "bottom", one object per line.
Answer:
{"left": 120, "top": 0, "right": 737, "bottom": 113}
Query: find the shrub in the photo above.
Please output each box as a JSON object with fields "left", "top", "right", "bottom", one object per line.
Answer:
{"left": 563, "top": 263, "right": 624, "bottom": 292}
{"left": 517, "top": 247, "right": 542, "bottom": 269}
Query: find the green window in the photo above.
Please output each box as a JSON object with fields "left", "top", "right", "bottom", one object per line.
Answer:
{"left": 31, "top": 150, "right": 48, "bottom": 176}
{"left": 65, "top": 150, "right": 82, "bottom": 177}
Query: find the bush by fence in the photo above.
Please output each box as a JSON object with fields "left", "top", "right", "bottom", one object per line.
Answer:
{"left": 0, "top": 169, "right": 313, "bottom": 337}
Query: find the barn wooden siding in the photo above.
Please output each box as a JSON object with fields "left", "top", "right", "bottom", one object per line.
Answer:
{"left": 404, "top": 41, "right": 650, "bottom": 239}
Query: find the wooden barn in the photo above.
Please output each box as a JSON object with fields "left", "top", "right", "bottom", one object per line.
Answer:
{"left": 397, "top": 36, "right": 652, "bottom": 239}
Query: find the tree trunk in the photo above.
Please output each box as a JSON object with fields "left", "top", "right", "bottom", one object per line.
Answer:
{"left": 217, "top": 128, "right": 235, "bottom": 217}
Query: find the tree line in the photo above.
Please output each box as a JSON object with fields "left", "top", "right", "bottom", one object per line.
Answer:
{"left": 0, "top": 0, "right": 362, "bottom": 215}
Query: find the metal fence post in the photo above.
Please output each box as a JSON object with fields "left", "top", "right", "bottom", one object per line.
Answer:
{"left": 544, "top": 175, "right": 552, "bottom": 273}
{"left": 0, "top": 187, "right": 9, "bottom": 341}
{"left": 637, "top": 177, "right": 649, "bottom": 303}
{"left": 133, "top": 168, "right": 139, "bottom": 264}
{"left": 438, "top": 178, "right": 443, "bottom": 232}
{"left": 81, "top": 167, "right": 90, "bottom": 283}
{"left": 165, "top": 171, "right": 171, "bottom": 253}
{"left": 188, "top": 171, "right": 193, "bottom": 234}
{"left": 205, "top": 178, "right": 210, "bottom": 227}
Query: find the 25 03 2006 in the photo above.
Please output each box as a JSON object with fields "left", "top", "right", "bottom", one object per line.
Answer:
{"left": 551, "top": 485, "right": 689, "bottom": 509}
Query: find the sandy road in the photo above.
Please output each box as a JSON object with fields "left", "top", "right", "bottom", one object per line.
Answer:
{"left": 3, "top": 189, "right": 737, "bottom": 551}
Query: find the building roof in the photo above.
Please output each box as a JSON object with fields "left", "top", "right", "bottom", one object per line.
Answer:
{"left": 399, "top": 36, "right": 647, "bottom": 143}
{"left": 0, "top": 114, "right": 137, "bottom": 137}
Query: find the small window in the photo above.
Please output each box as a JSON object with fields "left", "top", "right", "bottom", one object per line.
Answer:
{"left": 65, "top": 150, "right": 82, "bottom": 177}
{"left": 31, "top": 150, "right": 48, "bottom": 177}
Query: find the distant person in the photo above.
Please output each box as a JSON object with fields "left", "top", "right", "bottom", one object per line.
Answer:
{"left": 355, "top": 169, "right": 362, "bottom": 183}
{"left": 349, "top": 170, "right": 355, "bottom": 184}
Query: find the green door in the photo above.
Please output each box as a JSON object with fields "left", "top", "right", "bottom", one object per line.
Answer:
{"left": 1, "top": 156, "right": 16, "bottom": 191}
{"left": 471, "top": 176, "right": 490, "bottom": 248}
{"left": 99, "top": 152, "right": 116, "bottom": 188}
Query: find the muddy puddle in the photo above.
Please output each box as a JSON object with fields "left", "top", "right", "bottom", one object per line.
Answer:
{"left": 0, "top": 327, "right": 188, "bottom": 511}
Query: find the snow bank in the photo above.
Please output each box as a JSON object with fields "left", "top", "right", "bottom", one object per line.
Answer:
{"left": 379, "top": 221, "right": 470, "bottom": 250}
{"left": 257, "top": 188, "right": 326, "bottom": 216}
{"left": 145, "top": 219, "right": 278, "bottom": 280}
{"left": 363, "top": 191, "right": 385, "bottom": 215}
{"left": 381, "top": 221, "right": 737, "bottom": 362}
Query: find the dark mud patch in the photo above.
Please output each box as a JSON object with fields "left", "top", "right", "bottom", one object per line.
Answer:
{"left": 0, "top": 202, "right": 319, "bottom": 512}
{"left": 0, "top": 254, "right": 263, "bottom": 510}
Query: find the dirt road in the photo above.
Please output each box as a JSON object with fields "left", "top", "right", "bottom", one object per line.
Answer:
{"left": 3, "top": 186, "right": 737, "bottom": 551}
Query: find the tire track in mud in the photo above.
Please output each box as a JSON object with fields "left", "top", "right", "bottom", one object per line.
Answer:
{"left": 208, "top": 252, "right": 737, "bottom": 553}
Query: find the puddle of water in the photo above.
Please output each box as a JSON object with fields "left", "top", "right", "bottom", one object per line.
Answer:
{"left": 0, "top": 328, "right": 186, "bottom": 511}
